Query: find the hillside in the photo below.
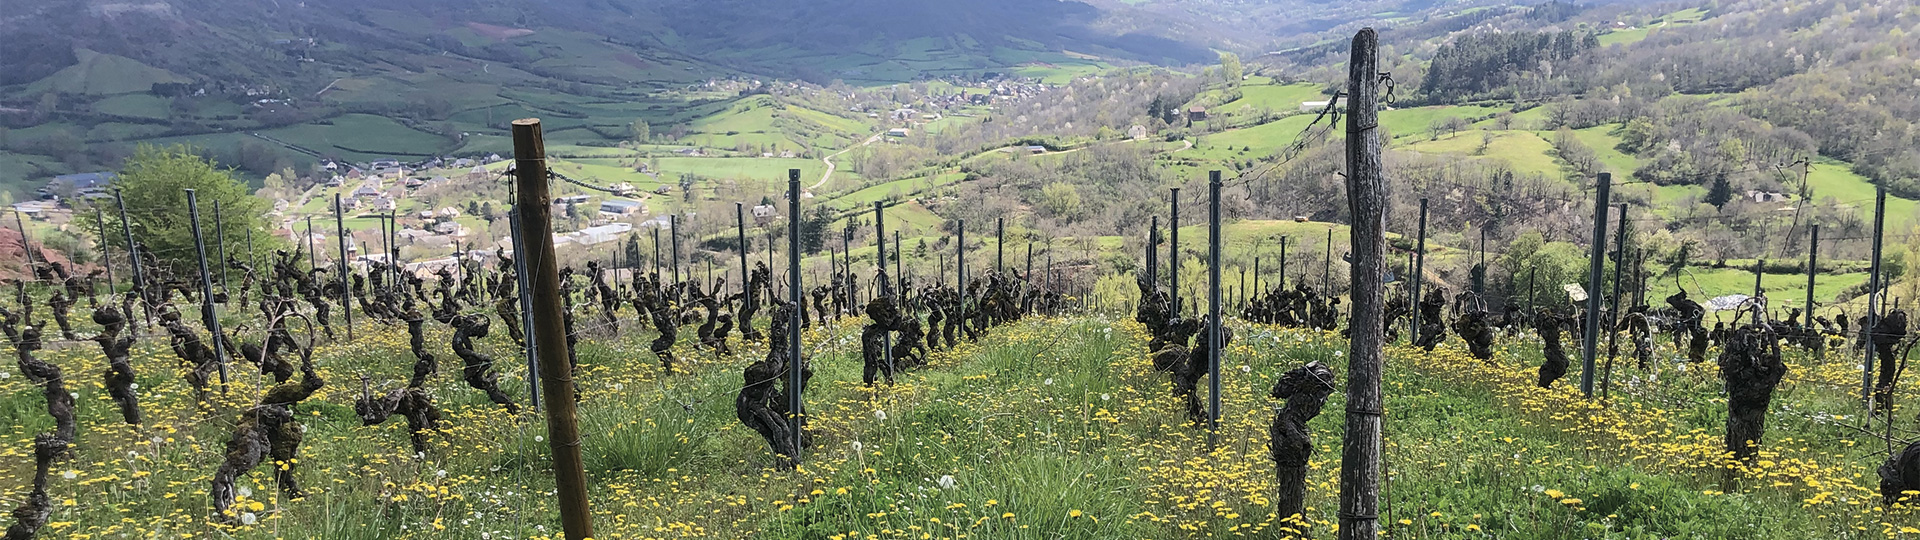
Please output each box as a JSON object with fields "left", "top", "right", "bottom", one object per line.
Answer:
{"left": 2, "top": 307, "right": 1909, "bottom": 538}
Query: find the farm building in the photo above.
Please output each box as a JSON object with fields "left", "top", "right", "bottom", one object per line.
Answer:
{"left": 600, "top": 199, "right": 645, "bottom": 216}
{"left": 573, "top": 223, "right": 634, "bottom": 246}
{"left": 39, "top": 172, "right": 115, "bottom": 200}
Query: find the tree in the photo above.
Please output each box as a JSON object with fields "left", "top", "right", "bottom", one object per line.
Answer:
{"left": 1219, "top": 52, "right": 1244, "bottom": 89}
{"left": 1039, "top": 181, "right": 1082, "bottom": 220}
{"left": 625, "top": 234, "right": 645, "bottom": 269}
{"left": 83, "top": 145, "right": 281, "bottom": 275}
{"left": 631, "top": 119, "right": 651, "bottom": 145}
{"left": 799, "top": 206, "right": 835, "bottom": 254}
{"left": 1705, "top": 175, "right": 1735, "bottom": 208}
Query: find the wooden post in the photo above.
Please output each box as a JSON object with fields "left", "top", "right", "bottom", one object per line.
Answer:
{"left": 185, "top": 189, "right": 227, "bottom": 391}
{"left": 1337, "top": 27, "right": 1387, "bottom": 540}
{"left": 785, "top": 169, "right": 804, "bottom": 462}
{"left": 652, "top": 227, "right": 662, "bottom": 282}
{"left": 1753, "top": 258, "right": 1766, "bottom": 324}
{"left": 1581, "top": 172, "right": 1613, "bottom": 397}
{"left": 510, "top": 118, "right": 595, "bottom": 540}
{"left": 1206, "top": 170, "right": 1224, "bottom": 447}
{"left": 996, "top": 217, "right": 1004, "bottom": 274}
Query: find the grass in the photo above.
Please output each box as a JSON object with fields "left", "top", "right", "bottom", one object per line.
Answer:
{"left": 23, "top": 49, "right": 188, "bottom": 96}
{"left": 1401, "top": 130, "right": 1562, "bottom": 179}
{"left": 1598, "top": 7, "right": 1711, "bottom": 46}
{"left": 1805, "top": 157, "right": 1920, "bottom": 226}
{"left": 2, "top": 282, "right": 1910, "bottom": 539}
{"left": 260, "top": 114, "right": 453, "bottom": 161}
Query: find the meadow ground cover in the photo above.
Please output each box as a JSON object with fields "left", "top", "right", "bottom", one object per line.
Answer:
{"left": 0, "top": 302, "right": 1913, "bottom": 539}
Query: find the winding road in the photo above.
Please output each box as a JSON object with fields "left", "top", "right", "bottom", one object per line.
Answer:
{"left": 813, "top": 132, "right": 884, "bottom": 192}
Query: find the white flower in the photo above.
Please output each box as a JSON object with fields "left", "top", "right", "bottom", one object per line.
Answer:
{"left": 482, "top": 533, "right": 492, "bottom": 540}
{"left": 240, "top": 512, "right": 257, "bottom": 525}
{"left": 1239, "top": 365, "right": 1251, "bottom": 373}
{"left": 238, "top": 485, "right": 252, "bottom": 498}
{"left": 937, "top": 475, "right": 956, "bottom": 490}
{"left": 0, "top": 371, "right": 10, "bottom": 379}
{"left": 61, "top": 471, "right": 76, "bottom": 480}
{"left": 436, "top": 469, "right": 447, "bottom": 478}
{"left": 1530, "top": 485, "right": 1544, "bottom": 493}
{"left": 612, "top": 383, "right": 624, "bottom": 391}
{"left": 1099, "top": 393, "right": 1111, "bottom": 401}
{"left": 1334, "top": 350, "right": 1344, "bottom": 357}
{"left": 1043, "top": 378, "right": 1055, "bottom": 386}
{"left": 850, "top": 441, "right": 864, "bottom": 453}
{"left": 534, "top": 435, "right": 544, "bottom": 442}
{"left": 70, "top": 392, "right": 79, "bottom": 400}
{"left": 873, "top": 409, "right": 887, "bottom": 421}
{"left": 128, "top": 383, "right": 138, "bottom": 390}
{"left": 127, "top": 450, "right": 138, "bottom": 458}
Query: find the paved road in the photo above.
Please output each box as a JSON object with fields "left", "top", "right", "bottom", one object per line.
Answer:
{"left": 814, "top": 132, "right": 884, "bottom": 192}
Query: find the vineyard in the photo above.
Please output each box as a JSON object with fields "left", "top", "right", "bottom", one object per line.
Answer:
{"left": 4, "top": 24, "right": 1920, "bottom": 540}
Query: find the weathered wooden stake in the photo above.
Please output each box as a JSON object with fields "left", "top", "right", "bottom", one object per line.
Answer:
{"left": 511, "top": 118, "right": 595, "bottom": 540}
{"left": 1337, "top": 27, "right": 1387, "bottom": 540}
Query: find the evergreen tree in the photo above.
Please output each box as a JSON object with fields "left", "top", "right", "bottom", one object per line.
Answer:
{"left": 1705, "top": 175, "right": 1735, "bottom": 208}
{"left": 625, "top": 234, "right": 645, "bottom": 269}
